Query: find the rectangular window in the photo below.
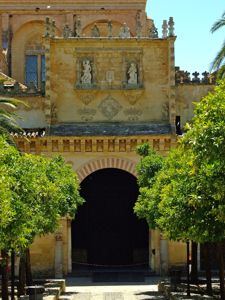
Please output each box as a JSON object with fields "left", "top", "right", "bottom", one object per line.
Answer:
{"left": 25, "top": 55, "right": 38, "bottom": 87}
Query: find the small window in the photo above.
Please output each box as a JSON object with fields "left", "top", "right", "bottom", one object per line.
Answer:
{"left": 25, "top": 55, "right": 38, "bottom": 87}
{"left": 25, "top": 54, "right": 46, "bottom": 89}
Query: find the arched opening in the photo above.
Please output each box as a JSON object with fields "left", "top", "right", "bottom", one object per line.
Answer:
{"left": 72, "top": 168, "right": 149, "bottom": 270}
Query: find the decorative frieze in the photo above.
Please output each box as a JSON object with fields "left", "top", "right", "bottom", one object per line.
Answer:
{"left": 14, "top": 136, "right": 176, "bottom": 154}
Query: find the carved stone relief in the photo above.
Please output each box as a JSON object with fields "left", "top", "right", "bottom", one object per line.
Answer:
{"left": 124, "top": 107, "right": 142, "bottom": 121}
{"left": 123, "top": 90, "right": 144, "bottom": 105}
{"left": 99, "top": 95, "right": 122, "bottom": 120}
{"left": 75, "top": 90, "right": 98, "bottom": 105}
{"left": 78, "top": 108, "right": 96, "bottom": 121}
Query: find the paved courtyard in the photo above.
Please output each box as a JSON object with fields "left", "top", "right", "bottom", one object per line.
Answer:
{"left": 62, "top": 277, "right": 166, "bottom": 300}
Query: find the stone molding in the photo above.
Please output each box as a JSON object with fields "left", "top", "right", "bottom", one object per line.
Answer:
{"left": 77, "top": 157, "right": 137, "bottom": 181}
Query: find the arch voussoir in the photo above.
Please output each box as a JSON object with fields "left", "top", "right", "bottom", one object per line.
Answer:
{"left": 77, "top": 157, "right": 137, "bottom": 182}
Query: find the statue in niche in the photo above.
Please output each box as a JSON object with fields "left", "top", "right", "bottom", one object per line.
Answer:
{"left": 127, "top": 63, "right": 138, "bottom": 85}
{"left": 91, "top": 24, "right": 100, "bottom": 37}
{"left": 81, "top": 60, "right": 92, "bottom": 84}
{"left": 119, "top": 23, "right": 130, "bottom": 38}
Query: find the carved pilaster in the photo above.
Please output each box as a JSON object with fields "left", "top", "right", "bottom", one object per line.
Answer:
{"left": 168, "top": 38, "right": 176, "bottom": 133}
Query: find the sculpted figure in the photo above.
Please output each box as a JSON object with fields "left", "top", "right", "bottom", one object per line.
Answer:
{"left": 128, "top": 63, "right": 138, "bottom": 85}
{"left": 81, "top": 60, "right": 92, "bottom": 84}
{"left": 91, "top": 24, "right": 100, "bottom": 37}
{"left": 63, "top": 24, "right": 72, "bottom": 38}
{"left": 119, "top": 23, "right": 130, "bottom": 38}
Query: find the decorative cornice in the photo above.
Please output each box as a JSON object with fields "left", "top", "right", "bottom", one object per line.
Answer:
{"left": 14, "top": 135, "right": 176, "bottom": 154}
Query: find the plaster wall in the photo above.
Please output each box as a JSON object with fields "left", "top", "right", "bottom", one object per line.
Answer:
{"left": 175, "top": 84, "right": 215, "bottom": 127}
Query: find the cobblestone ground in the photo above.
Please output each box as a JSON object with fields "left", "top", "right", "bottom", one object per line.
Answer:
{"left": 62, "top": 277, "right": 166, "bottom": 300}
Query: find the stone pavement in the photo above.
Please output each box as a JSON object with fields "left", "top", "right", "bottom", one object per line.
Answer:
{"left": 60, "top": 277, "right": 166, "bottom": 300}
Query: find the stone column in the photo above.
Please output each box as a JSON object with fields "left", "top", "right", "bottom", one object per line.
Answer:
{"left": 54, "top": 232, "right": 63, "bottom": 279}
{"left": 160, "top": 235, "right": 169, "bottom": 276}
{"left": 67, "top": 219, "right": 72, "bottom": 273}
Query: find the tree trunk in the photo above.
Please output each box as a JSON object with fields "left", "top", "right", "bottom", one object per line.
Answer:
{"left": 11, "top": 250, "right": 15, "bottom": 300}
{"left": 186, "top": 241, "right": 190, "bottom": 296}
{"left": 204, "top": 242, "right": 212, "bottom": 295}
{"left": 217, "top": 242, "right": 225, "bottom": 300}
{"left": 191, "top": 241, "right": 198, "bottom": 284}
{"left": 25, "top": 248, "right": 33, "bottom": 286}
{"left": 18, "top": 252, "right": 26, "bottom": 296}
{"left": 1, "top": 250, "right": 9, "bottom": 300}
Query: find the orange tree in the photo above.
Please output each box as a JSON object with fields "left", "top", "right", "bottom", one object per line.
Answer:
{"left": 0, "top": 136, "right": 84, "bottom": 300}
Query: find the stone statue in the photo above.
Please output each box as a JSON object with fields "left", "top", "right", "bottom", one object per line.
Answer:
{"left": 127, "top": 63, "right": 138, "bottom": 85}
{"left": 75, "top": 17, "right": 81, "bottom": 37}
{"left": 81, "top": 60, "right": 92, "bottom": 84}
{"left": 63, "top": 24, "right": 72, "bottom": 38}
{"left": 149, "top": 22, "right": 158, "bottom": 38}
{"left": 119, "top": 23, "right": 130, "bottom": 38}
{"left": 136, "top": 12, "right": 142, "bottom": 38}
{"left": 91, "top": 24, "right": 100, "bottom": 37}
{"left": 108, "top": 20, "right": 112, "bottom": 38}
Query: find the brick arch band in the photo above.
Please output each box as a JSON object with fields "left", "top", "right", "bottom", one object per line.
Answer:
{"left": 76, "top": 157, "right": 137, "bottom": 182}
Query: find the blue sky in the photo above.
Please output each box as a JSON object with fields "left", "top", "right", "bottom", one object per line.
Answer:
{"left": 146, "top": 0, "right": 225, "bottom": 76}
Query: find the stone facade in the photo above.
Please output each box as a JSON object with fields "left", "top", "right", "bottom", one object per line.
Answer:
{"left": 0, "top": 0, "right": 215, "bottom": 277}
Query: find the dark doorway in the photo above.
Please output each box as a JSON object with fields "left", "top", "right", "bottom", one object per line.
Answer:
{"left": 72, "top": 168, "right": 149, "bottom": 268}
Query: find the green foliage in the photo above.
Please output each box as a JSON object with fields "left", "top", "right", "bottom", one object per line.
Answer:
{"left": 135, "top": 81, "right": 225, "bottom": 243}
{"left": 0, "top": 136, "right": 84, "bottom": 251}
{"left": 0, "top": 97, "right": 27, "bottom": 145}
{"left": 134, "top": 143, "right": 164, "bottom": 228}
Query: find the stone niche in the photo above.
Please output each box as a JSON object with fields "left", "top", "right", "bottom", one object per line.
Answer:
{"left": 75, "top": 48, "right": 143, "bottom": 90}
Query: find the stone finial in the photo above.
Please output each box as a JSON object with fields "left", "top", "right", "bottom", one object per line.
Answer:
{"left": 149, "top": 21, "right": 158, "bottom": 38}
{"left": 202, "top": 71, "right": 210, "bottom": 84}
{"left": 75, "top": 17, "right": 81, "bottom": 37}
{"left": 136, "top": 12, "right": 142, "bottom": 38}
{"left": 63, "top": 24, "right": 72, "bottom": 38}
{"left": 192, "top": 71, "right": 200, "bottom": 83}
{"left": 162, "top": 20, "right": 168, "bottom": 38}
{"left": 119, "top": 23, "right": 131, "bottom": 39}
{"left": 168, "top": 17, "right": 175, "bottom": 37}
{"left": 108, "top": 20, "right": 113, "bottom": 38}
{"left": 91, "top": 24, "right": 100, "bottom": 38}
